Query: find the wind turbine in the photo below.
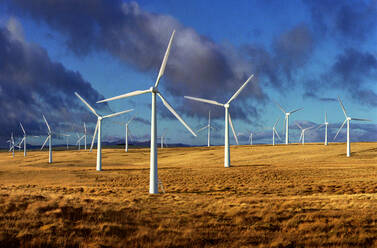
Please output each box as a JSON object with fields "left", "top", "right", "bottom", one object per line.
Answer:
{"left": 76, "top": 133, "right": 84, "bottom": 150}
{"left": 159, "top": 130, "right": 169, "bottom": 149}
{"left": 185, "top": 74, "right": 254, "bottom": 167}
{"left": 275, "top": 102, "right": 303, "bottom": 145}
{"left": 197, "top": 111, "right": 214, "bottom": 147}
{"left": 125, "top": 116, "right": 134, "bottom": 152}
{"left": 333, "top": 97, "right": 370, "bottom": 157}
{"left": 75, "top": 92, "right": 133, "bottom": 171}
{"left": 272, "top": 118, "right": 281, "bottom": 146}
{"left": 8, "top": 133, "right": 15, "bottom": 158}
{"left": 295, "top": 122, "right": 314, "bottom": 145}
{"left": 316, "top": 112, "right": 329, "bottom": 145}
{"left": 61, "top": 134, "right": 71, "bottom": 150}
{"left": 41, "top": 114, "right": 52, "bottom": 163}
{"left": 96, "top": 30, "right": 197, "bottom": 194}
{"left": 248, "top": 132, "right": 253, "bottom": 145}
{"left": 19, "top": 122, "right": 27, "bottom": 156}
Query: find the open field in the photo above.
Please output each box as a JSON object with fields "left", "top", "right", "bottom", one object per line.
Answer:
{"left": 0, "top": 143, "right": 377, "bottom": 247}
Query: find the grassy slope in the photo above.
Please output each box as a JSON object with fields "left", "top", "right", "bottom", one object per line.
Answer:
{"left": 0, "top": 142, "right": 377, "bottom": 247}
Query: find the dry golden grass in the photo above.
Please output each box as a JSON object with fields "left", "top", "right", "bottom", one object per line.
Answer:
{"left": 0, "top": 142, "right": 377, "bottom": 247}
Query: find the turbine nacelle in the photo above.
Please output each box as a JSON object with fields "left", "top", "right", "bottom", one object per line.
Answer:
{"left": 224, "top": 103, "right": 230, "bottom": 108}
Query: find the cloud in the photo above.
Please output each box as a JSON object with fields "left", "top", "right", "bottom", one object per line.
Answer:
{"left": 304, "top": 48, "right": 377, "bottom": 106}
{"left": 6, "top": 0, "right": 267, "bottom": 122}
{"left": 305, "top": 0, "right": 377, "bottom": 42}
{"left": 0, "top": 19, "right": 109, "bottom": 143}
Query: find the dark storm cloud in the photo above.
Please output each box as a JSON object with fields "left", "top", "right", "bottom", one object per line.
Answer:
{"left": 305, "top": 0, "right": 377, "bottom": 42}
{"left": 0, "top": 22, "right": 109, "bottom": 143}
{"left": 7, "top": 0, "right": 265, "bottom": 122}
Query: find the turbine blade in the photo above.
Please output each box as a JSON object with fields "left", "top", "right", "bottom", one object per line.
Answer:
{"left": 295, "top": 122, "right": 303, "bottom": 130}
{"left": 42, "top": 114, "right": 51, "bottom": 133}
{"left": 274, "top": 101, "right": 286, "bottom": 114}
{"left": 337, "top": 96, "right": 348, "bottom": 118}
{"left": 325, "top": 112, "right": 327, "bottom": 123}
{"left": 127, "top": 115, "right": 135, "bottom": 125}
{"left": 90, "top": 121, "right": 99, "bottom": 152}
{"left": 196, "top": 126, "right": 207, "bottom": 133}
{"left": 227, "top": 74, "right": 254, "bottom": 104}
{"left": 158, "top": 93, "right": 197, "bottom": 137}
{"left": 97, "top": 89, "right": 151, "bottom": 103}
{"left": 103, "top": 109, "right": 133, "bottom": 119}
{"left": 19, "top": 122, "right": 25, "bottom": 134}
{"left": 84, "top": 122, "right": 86, "bottom": 134}
{"left": 184, "top": 96, "right": 224, "bottom": 107}
{"left": 315, "top": 124, "right": 325, "bottom": 130}
{"left": 274, "top": 129, "right": 281, "bottom": 140}
{"left": 351, "top": 118, "right": 371, "bottom": 121}
{"left": 289, "top": 107, "right": 303, "bottom": 114}
{"left": 41, "top": 136, "right": 49, "bottom": 150}
{"left": 75, "top": 92, "right": 100, "bottom": 117}
{"left": 273, "top": 118, "right": 280, "bottom": 128}
{"left": 299, "top": 131, "right": 303, "bottom": 142}
{"left": 155, "top": 30, "right": 175, "bottom": 88}
{"left": 228, "top": 113, "right": 239, "bottom": 145}
{"left": 333, "top": 119, "right": 347, "bottom": 140}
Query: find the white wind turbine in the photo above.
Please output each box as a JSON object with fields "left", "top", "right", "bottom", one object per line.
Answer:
{"left": 196, "top": 111, "right": 214, "bottom": 147}
{"left": 158, "top": 130, "right": 169, "bottom": 149}
{"left": 275, "top": 102, "right": 303, "bottom": 145}
{"left": 272, "top": 118, "right": 281, "bottom": 146}
{"left": 19, "top": 122, "right": 27, "bottom": 156}
{"left": 333, "top": 97, "right": 370, "bottom": 157}
{"left": 96, "top": 30, "right": 197, "bottom": 194}
{"left": 61, "top": 134, "right": 70, "bottom": 150}
{"left": 75, "top": 92, "right": 133, "bottom": 171}
{"left": 185, "top": 74, "right": 254, "bottom": 167}
{"left": 248, "top": 132, "right": 253, "bottom": 145}
{"left": 316, "top": 112, "right": 329, "bottom": 145}
{"left": 40, "top": 114, "right": 53, "bottom": 163}
{"left": 125, "top": 116, "right": 134, "bottom": 152}
{"left": 76, "top": 133, "right": 84, "bottom": 150}
{"left": 295, "top": 122, "right": 314, "bottom": 145}
{"left": 8, "top": 133, "right": 15, "bottom": 158}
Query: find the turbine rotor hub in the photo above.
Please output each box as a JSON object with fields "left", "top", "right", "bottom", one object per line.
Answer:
{"left": 347, "top": 117, "right": 351, "bottom": 121}
{"left": 150, "top": 87, "right": 159, "bottom": 93}
{"left": 224, "top": 103, "right": 230, "bottom": 108}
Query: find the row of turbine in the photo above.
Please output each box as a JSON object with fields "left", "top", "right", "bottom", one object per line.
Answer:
{"left": 6, "top": 30, "right": 371, "bottom": 195}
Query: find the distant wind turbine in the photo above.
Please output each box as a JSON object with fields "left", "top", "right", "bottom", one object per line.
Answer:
{"left": 272, "top": 118, "right": 281, "bottom": 146}
{"left": 19, "top": 122, "right": 27, "bottom": 156}
{"left": 275, "top": 102, "right": 303, "bottom": 144}
{"left": 197, "top": 111, "right": 214, "bottom": 147}
{"left": 75, "top": 92, "right": 133, "bottom": 171}
{"left": 333, "top": 97, "right": 370, "bottom": 157}
{"left": 96, "top": 30, "right": 197, "bottom": 194}
{"left": 185, "top": 74, "right": 254, "bottom": 167}
{"left": 40, "top": 114, "right": 53, "bottom": 163}
{"left": 316, "top": 112, "right": 329, "bottom": 145}
{"left": 295, "top": 122, "right": 314, "bottom": 145}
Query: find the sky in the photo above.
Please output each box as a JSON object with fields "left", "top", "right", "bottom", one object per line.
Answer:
{"left": 0, "top": 0, "right": 376, "bottom": 147}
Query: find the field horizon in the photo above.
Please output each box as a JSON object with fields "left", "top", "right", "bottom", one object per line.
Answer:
{"left": 1, "top": 142, "right": 377, "bottom": 247}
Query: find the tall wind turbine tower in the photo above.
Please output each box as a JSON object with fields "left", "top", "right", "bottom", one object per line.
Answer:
{"left": 96, "top": 30, "right": 197, "bottom": 194}
{"left": 333, "top": 97, "right": 370, "bottom": 157}
{"left": 185, "top": 74, "right": 254, "bottom": 168}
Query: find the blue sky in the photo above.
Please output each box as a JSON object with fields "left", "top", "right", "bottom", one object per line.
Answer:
{"left": 0, "top": 0, "right": 376, "bottom": 147}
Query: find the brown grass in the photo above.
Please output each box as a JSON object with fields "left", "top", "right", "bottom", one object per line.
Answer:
{"left": 0, "top": 142, "right": 377, "bottom": 247}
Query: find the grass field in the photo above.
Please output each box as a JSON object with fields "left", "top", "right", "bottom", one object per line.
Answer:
{"left": 0, "top": 142, "right": 377, "bottom": 247}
